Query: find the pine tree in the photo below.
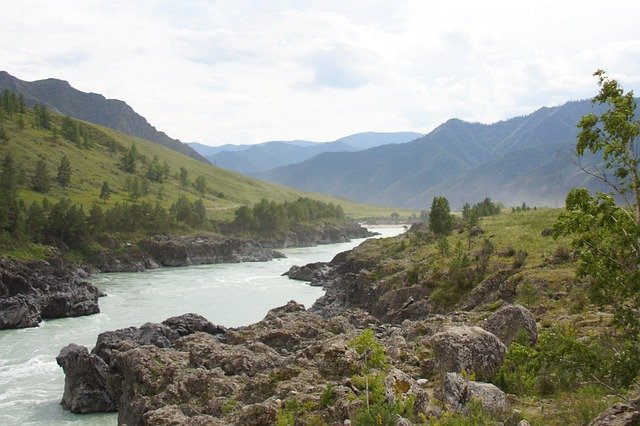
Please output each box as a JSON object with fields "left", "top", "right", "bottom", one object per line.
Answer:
{"left": 57, "top": 155, "right": 72, "bottom": 187}
{"left": 32, "top": 157, "right": 50, "bottom": 193}
{"left": 194, "top": 175, "right": 207, "bottom": 196}
{"left": 179, "top": 167, "right": 189, "bottom": 187}
{"left": 99, "top": 181, "right": 111, "bottom": 200}
{"left": 120, "top": 144, "right": 138, "bottom": 173}
{"left": 0, "top": 125, "right": 8, "bottom": 143}
{"left": 429, "top": 196, "right": 453, "bottom": 236}
{"left": 0, "top": 153, "right": 20, "bottom": 232}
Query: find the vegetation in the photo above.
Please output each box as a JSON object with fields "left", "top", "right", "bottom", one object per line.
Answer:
{"left": 428, "top": 196, "right": 453, "bottom": 236}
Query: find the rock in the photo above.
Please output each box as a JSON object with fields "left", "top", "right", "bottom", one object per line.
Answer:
{"left": 56, "top": 343, "right": 115, "bottom": 413}
{"left": 0, "top": 296, "right": 41, "bottom": 328}
{"left": 430, "top": 326, "right": 507, "bottom": 381}
{"left": 443, "top": 372, "right": 510, "bottom": 415}
{"left": 0, "top": 257, "right": 102, "bottom": 329}
{"left": 143, "top": 406, "right": 223, "bottom": 425}
{"left": 286, "top": 262, "right": 333, "bottom": 283}
{"left": 541, "top": 227, "right": 553, "bottom": 237}
{"left": 92, "top": 327, "right": 139, "bottom": 365}
{"left": 588, "top": 399, "right": 640, "bottom": 426}
{"left": 162, "top": 312, "right": 227, "bottom": 337}
{"left": 479, "top": 304, "right": 537, "bottom": 345}
{"left": 234, "top": 403, "right": 278, "bottom": 426}
{"left": 384, "top": 368, "right": 429, "bottom": 416}
{"left": 469, "top": 226, "right": 484, "bottom": 237}
{"left": 396, "top": 417, "right": 412, "bottom": 426}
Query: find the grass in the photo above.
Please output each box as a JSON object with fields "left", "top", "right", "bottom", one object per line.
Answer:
{"left": 0, "top": 109, "right": 415, "bottom": 222}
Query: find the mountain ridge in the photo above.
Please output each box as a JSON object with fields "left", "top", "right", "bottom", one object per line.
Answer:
{"left": 0, "top": 71, "right": 209, "bottom": 164}
{"left": 258, "top": 100, "right": 612, "bottom": 209}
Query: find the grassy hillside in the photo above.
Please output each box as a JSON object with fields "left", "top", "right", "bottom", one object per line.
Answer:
{"left": 343, "top": 208, "right": 636, "bottom": 424}
{"left": 0, "top": 106, "right": 414, "bottom": 222}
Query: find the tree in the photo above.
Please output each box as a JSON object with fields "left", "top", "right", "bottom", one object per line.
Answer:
{"left": 32, "top": 157, "right": 50, "bottom": 193}
{"left": 0, "top": 153, "right": 20, "bottom": 233}
{"left": 555, "top": 70, "right": 640, "bottom": 339}
{"left": 120, "top": 144, "right": 138, "bottom": 173}
{"left": 0, "top": 125, "right": 8, "bottom": 143}
{"left": 429, "top": 196, "right": 453, "bottom": 236}
{"left": 99, "top": 181, "right": 111, "bottom": 200}
{"left": 57, "top": 155, "right": 72, "bottom": 187}
{"left": 194, "top": 175, "right": 207, "bottom": 196}
{"left": 146, "top": 155, "right": 169, "bottom": 182}
{"left": 33, "top": 103, "right": 51, "bottom": 129}
{"left": 179, "top": 167, "right": 189, "bottom": 187}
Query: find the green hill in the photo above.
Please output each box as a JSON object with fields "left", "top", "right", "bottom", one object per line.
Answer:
{"left": 0, "top": 101, "right": 413, "bottom": 223}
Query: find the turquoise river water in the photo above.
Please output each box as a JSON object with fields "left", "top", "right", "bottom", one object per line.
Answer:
{"left": 0, "top": 226, "right": 405, "bottom": 425}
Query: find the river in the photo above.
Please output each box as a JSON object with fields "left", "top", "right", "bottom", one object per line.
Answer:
{"left": 0, "top": 225, "right": 405, "bottom": 425}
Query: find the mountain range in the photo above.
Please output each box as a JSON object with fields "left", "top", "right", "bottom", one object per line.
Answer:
{"left": 257, "top": 100, "right": 612, "bottom": 209}
{"left": 188, "top": 132, "right": 422, "bottom": 175}
{"left": 0, "top": 71, "right": 209, "bottom": 164}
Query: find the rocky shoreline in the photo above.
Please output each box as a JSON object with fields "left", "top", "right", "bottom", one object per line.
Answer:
{"left": 0, "top": 223, "right": 375, "bottom": 330}
{"left": 89, "top": 222, "right": 376, "bottom": 273}
{"left": 0, "top": 256, "right": 103, "bottom": 329}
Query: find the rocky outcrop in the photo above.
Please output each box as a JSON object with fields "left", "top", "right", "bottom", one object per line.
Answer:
{"left": 138, "top": 233, "right": 282, "bottom": 267}
{"left": 56, "top": 344, "right": 116, "bottom": 413}
{"left": 479, "top": 304, "right": 538, "bottom": 346}
{"left": 384, "top": 368, "right": 430, "bottom": 416}
{"left": 442, "top": 372, "right": 510, "bottom": 415}
{"left": 0, "top": 257, "right": 102, "bottom": 329}
{"left": 588, "top": 399, "right": 640, "bottom": 426}
{"left": 429, "top": 326, "right": 507, "bottom": 381}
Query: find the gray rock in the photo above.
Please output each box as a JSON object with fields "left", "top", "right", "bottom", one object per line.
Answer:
{"left": 384, "top": 368, "right": 429, "bottom": 416}
{"left": 443, "top": 372, "right": 510, "bottom": 415}
{"left": 588, "top": 399, "right": 640, "bottom": 426}
{"left": 479, "top": 304, "right": 537, "bottom": 345}
{"left": 56, "top": 344, "right": 115, "bottom": 413}
{"left": 430, "top": 326, "right": 507, "bottom": 381}
{"left": 162, "top": 312, "right": 226, "bottom": 337}
{"left": 0, "top": 296, "right": 41, "bottom": 328}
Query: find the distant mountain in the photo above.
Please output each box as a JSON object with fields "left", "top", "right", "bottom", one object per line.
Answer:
{"left": 258, "top": 100, "right": 613, "bottom": 209}
{"left": 0, "top": 71, "right": 209, "bottom": 164}
{"left": 190, "top": 132, "right": 422, "bottom": 175}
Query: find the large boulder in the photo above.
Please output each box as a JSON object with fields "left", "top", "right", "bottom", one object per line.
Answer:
{"left": 56, "top": 344, "right": 115, "bottom": 413}
{"left": 430, "top": 326, "right": 507, "bottom": 381}
{"left": 479, "top": 304, "right": 537, "bottom": 345}
{"left": 443, "top": 372, "right": 510, "bottom": 416}
{"left": 384, "top": 368, "right": 429, "bottom": 416}
{"left": 162, "top": 312, "right": 227, "bottom": 337}
{"left": 588, "top": 399, "right": 640, "bottom": 426}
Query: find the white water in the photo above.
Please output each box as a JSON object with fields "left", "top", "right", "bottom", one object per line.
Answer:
{"left": 0, "top": 226, "right": 405, "bottom": 425}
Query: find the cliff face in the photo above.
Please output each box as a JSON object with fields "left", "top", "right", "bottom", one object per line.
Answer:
{"left": 0, "top": 71, "right": 209, "bottom": 164}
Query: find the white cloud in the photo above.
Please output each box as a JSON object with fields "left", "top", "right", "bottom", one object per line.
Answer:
{"left": 1, "top": 1, "right": 639, "bottom": 145}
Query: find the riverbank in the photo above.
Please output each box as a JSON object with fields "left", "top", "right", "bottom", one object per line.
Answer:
{"left": 0, "top": 226, "right": 405, "bottom": 425}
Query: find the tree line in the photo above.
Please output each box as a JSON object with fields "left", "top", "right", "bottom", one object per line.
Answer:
{"left": 233, "top": 197, "right": 346, "bottom": 236}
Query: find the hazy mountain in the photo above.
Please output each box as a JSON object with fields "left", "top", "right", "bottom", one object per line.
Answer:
{"left": 189, "top": 132, "right": 422, "bottom": 175}
{"left": 0, "top": 71, "right": 209, "bottom": 164}
{"left": 259, "top": 100, "right": 612, "bottom": 209}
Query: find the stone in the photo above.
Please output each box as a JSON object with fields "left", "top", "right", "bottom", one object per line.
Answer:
{"left": 384, "top": 368, "right": 429, "bottom": 416}
{"left": 0, "top": 296, "right": 41, "bottom": 328}
{"left": 162, "top": 312, "right": 227, "bottom": 337}
{"left": 479, "top": 304, "right": 537, "bottom": 345}
{"left": 588, "top": 399, "right": 640, "bottom": 426}
{"left": 56, "top": 343, "right": 115, "bottom": 413}
{"left": 443, "top": 372, "right": 510, "bottom": 415}
{"left": 430, "top": 326, "right": 507, "bottom": 381}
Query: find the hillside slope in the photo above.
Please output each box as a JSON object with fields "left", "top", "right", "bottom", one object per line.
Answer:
{"left": 0, "top": 71, "right": 209, "bottom": 164}
{"left": 0, "top": 105, "right": 411, "bottom": 221}
{"left": 259, "top": 101, "right": 610, "bottom": 209}
{"left": 195, "top": 132, "right": 422, "bottom": 175}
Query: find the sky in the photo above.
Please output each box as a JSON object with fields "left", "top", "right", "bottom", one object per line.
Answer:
{"left": 2, "top": 1, "right": 639, "bottom": 146}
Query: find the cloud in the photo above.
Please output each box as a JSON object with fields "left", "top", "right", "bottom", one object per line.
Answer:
{"left": 1, "top": 1, "right": 640, "bottom": 145}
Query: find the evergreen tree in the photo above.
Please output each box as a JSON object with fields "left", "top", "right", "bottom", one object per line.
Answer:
{"left": 0, "top": 125, "right": 8, "bottom": 143}
{"left": 57, "top": 155, "right": 72, "bottom": 187}
{"left": 429, "top": 196, "right": 453, "bottom": 236}
{"left": 32, "top": 157, "right": 50, "bottom": 193}
{"left": 33, "top": 103, "right": 51, "bottom": 129}
{"left": 194, "top": 175, "right": 207, "bottom": 196}
{"left": 120, "top": 144, "right": 138, "bottom": 173}
{"left": 17, "top": 93, "right": 25, "bottom": 113}
{"left": 0, "top": 153, "right": 20, "bottom": 233}
{"left": 179, "top": 167, "right": 189, "bottom": 187}
{"left": 99, "top": 181, "right": 111, "bottom": 200}
{"left": 16, "top": 115, "right": 24, "bottom": 130}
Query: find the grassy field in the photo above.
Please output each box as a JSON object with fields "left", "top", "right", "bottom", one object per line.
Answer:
{"left": 0, "top": 109, "right": 416, "bottom": 221}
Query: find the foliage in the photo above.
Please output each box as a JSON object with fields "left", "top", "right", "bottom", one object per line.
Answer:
{"left": 232, "top": 197, "right": 347, "bottom": 236}
{"left": 146, "top": 155, "right": 170, "bottom": 183}
{"left": 31, "top": 157, "right": 50, "bottom": 193}
{"left": 511, "top": 202, "right": 532, "bottom": 213}
{"left": 99, "top": 181, "right": 111, "bottom": 200}
{"left": 462, "top": 198, "right": 501, "bottom": 221}
{"left": 32, "top": 103, "right": 51, "bottom": 129}
{"left": 429, "top": 196, "right": 453, "bottom": 236}
{"left": 348, "top": 328, "right": 388, "bottom": 373}
{"left": 495, "top": 325, "right": 640, "bottom": 397}
{"left": 179, "top": 166, "right": 189, "bottom": 187}
{"left": 194, "top": 175, "right": 207, "bottom": 196}
{"left": 120, "top": 143, "right": 139, "bottom": 173}
{"left": 428, "top": 398, "right": 496, "bottom": 425}
{"left": 555, "top": 70, "right": 640, "bottom": 339}
{"left": 56, "top": 155, "right": 72, "bottom": 187}
{"left": 0, "top": 153, "right": 20, "bottom": 235}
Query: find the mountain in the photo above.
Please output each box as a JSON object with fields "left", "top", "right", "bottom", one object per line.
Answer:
{"left": 190, "top": 132, "right": 422, "bottom": 175}
{"left": 0, "top": 100, "right": 412, "bottom": 221}
{"left": 258, "top": 100, "right": 612, "bottom": 209}
{"left": 0, "top": 71, "right": 209, "bottom": 164}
